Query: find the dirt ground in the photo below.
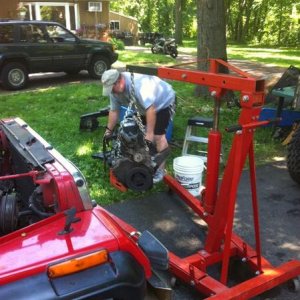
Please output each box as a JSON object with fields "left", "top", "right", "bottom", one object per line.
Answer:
{"left": 227, "top": 59, "right": 286, "bottom": 88}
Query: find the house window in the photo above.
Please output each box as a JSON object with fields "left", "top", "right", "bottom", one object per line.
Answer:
{"left": 88, "top": 2, "right": 102, "bottom": 12}
{"left": 110, "top": 21, "right": 120, "bottom": 31}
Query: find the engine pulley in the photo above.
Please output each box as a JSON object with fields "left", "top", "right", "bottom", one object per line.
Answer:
{"left": 112, "top": 159, "right": 153, "bottom": 192}
{"left": 125, "top": 165, "right": 153, "bottom": 191}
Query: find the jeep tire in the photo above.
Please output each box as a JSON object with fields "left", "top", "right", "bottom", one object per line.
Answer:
{"left": 88, "top": 55, "right": 110, "bottom": 79}
{"left": 287, "top": 125, "right": 300, "bottom": 185}
{"left": 1, "top": 62, "right": 28, "bottom": 90}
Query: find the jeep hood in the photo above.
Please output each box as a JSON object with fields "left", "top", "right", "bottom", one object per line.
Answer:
{"left": 0, "top": 208, "right": 120, "bottom": 284}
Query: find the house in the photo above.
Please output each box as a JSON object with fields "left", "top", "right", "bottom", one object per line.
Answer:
{"left": 109, "top": 11, "right": 138, "bottom": 44}
{"left": 0, "top": 0, "right": 138, "bottom": 42}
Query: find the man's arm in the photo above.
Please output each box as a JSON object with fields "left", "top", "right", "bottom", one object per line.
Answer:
{"left": 105, "top": 110, "right": 119, "bottom": 136}
{"left": 145, "top": 105, "right": 156, "bottom": 142}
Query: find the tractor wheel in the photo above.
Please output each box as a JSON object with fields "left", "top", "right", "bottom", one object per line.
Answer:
{"left": 287, "top": 125, "right": 300, "bottom": 185}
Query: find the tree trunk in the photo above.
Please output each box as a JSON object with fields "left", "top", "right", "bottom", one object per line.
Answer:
{"left": 236, "top": 0, "right": 245, "bottom": 42}
{"left": 252, "top": 0, "right": 269, "bottom": 43}
{"left": 225, "top": 0, "right": 234, "bottom": 36}
{"left": 196, "top": 0, "right": 228, "bottom": 96}
{"left": 174, "top": 0, "right": 183, "bottom": 44}
{"left": 243, "top": 0, "right": 254, "bottom": 40}
{"left": 277, "top": 1, "right": 283, "bottom": 45}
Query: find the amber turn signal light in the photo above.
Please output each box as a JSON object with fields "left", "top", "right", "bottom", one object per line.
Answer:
{"left": 48, "top": 250, "right": 108, "bottom": 278}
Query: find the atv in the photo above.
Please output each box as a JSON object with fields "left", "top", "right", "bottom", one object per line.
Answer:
{"left": 0, "top": 117, "right": 167, "bottom": 300}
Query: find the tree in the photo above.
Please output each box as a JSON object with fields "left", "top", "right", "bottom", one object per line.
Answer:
{"left": 174, "top": 0, "right": 183, "bottom": 44}
{"left": 196, "top": 0, "right": 228, "bottom": 96}
{"left": 110, "top": 0, "right": 299, "bottom": 47}
{"left": 226, "top": 0, "right": 299, "bottom": 46}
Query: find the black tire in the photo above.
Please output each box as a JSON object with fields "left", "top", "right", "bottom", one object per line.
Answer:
{"left": 151, "top": 46, "right": 157, "bottom": 54}
{"left": 287, "top": 125, "right": 300, "bottom": 185}
{"left": 170, "top": 48, "right": 178, "bottom": 58}
{"left": 1, "top": 62, "right": 28, "bottom": 90}
{"left": 88, "top": 55, "right": 110, "bottom": 79}
{"left": 0, "top": 193, "right": 18, "bottom": 234}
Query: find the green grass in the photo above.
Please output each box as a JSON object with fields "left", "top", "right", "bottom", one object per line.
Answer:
{"left": 0, "top": 46, "right": 291, "bottom": 205}
{"left": 227, "top": 46, "right": 300, "bottom": 68}
{"left": 118, "top": 49, "right": 176, "bottom": 65}
{"left": 181, "top": 40, "right": 300, "bottom": 67}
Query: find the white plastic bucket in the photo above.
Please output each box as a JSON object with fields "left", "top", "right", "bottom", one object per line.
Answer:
{"left": 173, "top": 156, "right": 204, "bottom": 196}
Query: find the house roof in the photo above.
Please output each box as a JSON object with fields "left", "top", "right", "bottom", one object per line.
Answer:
{"left": 110, "top": 11, "right": 137, "bottom": 21}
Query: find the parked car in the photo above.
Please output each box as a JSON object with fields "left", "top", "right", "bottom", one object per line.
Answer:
{"left": 0, "top": 20, "right": 118, "bottom": 90}
{"left": 0, "top": 117, "right": 151, "bottom": 299}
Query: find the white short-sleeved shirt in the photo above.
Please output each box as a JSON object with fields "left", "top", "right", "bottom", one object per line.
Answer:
{"left": 109, "top": 72, "right": 175, "bottom": 114}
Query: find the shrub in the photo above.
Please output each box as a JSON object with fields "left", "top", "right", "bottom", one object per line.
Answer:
{"left": 110, "top": 38, "right": 125, "bottom": 50}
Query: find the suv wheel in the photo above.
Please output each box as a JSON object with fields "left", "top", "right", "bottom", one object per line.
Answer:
{"left": 88, "top": 56, "right": 110, "bottom": 79}
{"left": 1, "top": 62, "right": 28, "bottom": 90}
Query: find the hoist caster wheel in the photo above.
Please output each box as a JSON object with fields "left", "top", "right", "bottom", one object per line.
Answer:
{"left": 287, "top": 277, "right": 300, "bottom": 292}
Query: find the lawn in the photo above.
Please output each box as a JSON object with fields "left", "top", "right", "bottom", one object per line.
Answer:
{"left": 0, "top": 44, "right": 293, "bottom": 205}
{"left": 180, "top": 41, "right": 300, "bottom": 68}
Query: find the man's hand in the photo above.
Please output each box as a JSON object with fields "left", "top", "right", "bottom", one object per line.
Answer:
{"left": 145, "top": 132, "right": 154, "bottom": 142}
{"left": 104, "top": 110, "right": 119, "bottom": 140}
{"left": 145, "top": 139, "right": 157, "bottom": 156}
{"left": 103, "top": 126, "right": 113, "bottom": 140}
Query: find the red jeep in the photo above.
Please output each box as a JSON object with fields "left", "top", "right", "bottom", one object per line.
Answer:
{"left": 0, "top": 117, "right": 154, "bottom": 299}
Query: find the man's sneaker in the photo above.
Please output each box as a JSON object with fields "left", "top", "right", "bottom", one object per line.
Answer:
{"left": 153, "top": 169, "right": 166, "bottom": 184}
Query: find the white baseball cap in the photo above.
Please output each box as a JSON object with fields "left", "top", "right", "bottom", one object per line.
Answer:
{"left": 101, "top": 69, "right": 120, "bottom": 96}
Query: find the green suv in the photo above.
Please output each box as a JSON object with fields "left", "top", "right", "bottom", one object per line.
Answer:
{"left": 0, "top": 20, "right": 118, "bottom": 90}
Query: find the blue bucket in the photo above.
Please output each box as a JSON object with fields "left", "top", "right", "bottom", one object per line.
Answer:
{"left": 165, "top": 120, "right": 173, "bottom": 142}
{"left": 119, "top": 106, "right": 173, "bottom": 142}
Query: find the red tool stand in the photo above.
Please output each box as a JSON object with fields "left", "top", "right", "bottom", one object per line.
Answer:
{"left": 113, "top": 59, "right": 300, "bottom": 299}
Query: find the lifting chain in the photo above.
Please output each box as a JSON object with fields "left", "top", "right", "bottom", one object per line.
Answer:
{"left": 128, "top": 72, "right": 147, "bottom": 134}
{"left": 118, "top": 72, "right": 149, "bottom": 152}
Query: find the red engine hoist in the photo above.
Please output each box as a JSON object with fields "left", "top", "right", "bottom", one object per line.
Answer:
{"left": 110, "top": 59, "right": 300, "bottom": 299}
